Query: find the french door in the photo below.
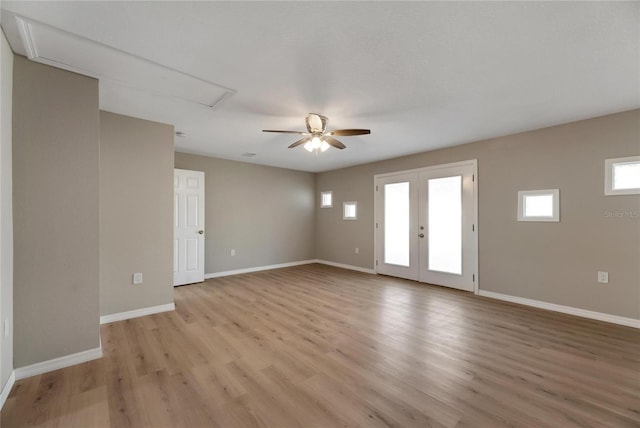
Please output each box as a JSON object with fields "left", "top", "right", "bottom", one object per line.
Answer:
{"left": 375, "top": 160, "right": 477, "bottom": 292}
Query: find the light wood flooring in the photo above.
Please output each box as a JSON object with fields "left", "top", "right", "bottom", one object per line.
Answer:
{"left": 2, "top": 264, "right": 639, "bottom": 427}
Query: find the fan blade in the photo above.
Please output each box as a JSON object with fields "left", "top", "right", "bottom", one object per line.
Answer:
{"left": 305, "top": 113, "right": 328, "bottom": 133}
{"left": 288, "top": 137, "right": 311, "bottom": 149}
{"left": 328, "top": 129, "right": 371, "bottom": 136}
{"left": 263, "top": 129, "right": 309, "bottom": 135}
{"left": 324, "top": 136, "right": 346, "bottom": 150}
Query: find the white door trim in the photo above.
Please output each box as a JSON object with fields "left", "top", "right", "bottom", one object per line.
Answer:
{"left": 374, "top": 160, "right": 479, "bottom": 294}
{"left": 374, "top": 160, "right": 477, "bottom": 179}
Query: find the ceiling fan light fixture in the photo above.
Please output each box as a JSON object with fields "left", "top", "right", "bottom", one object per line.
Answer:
{"left": 304, "top": 141, "right": 314, "bottom": 152}
{"left": 304, "top": 136, "right": 328, "bottom": 153}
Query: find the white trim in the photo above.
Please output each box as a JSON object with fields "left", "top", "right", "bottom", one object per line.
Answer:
{"left": 478, "top": 290, "right": 640, "bottom": 328}
{"left": 15, "top": 16, "right": 38, "bottom": 59}
{"left": 373, "top": 159, "right": 477, "bottom": 180}
{"left": 315, "top": 259, "right": 376, "bottom": 274}
{"left": 605, "top": 156, "right": 640, "bottom": 195}
{"left": 343, "top": 201, "right": 357, "bottom": 220}
{"left": 517, "top": 189, "right": 560, "bottom": 222}
{"left": 0, "top": 370, "right": 15, "bottom": 410}
{"left": 204, "top": 260, "right": 317, "bottom": 279}
{"left": 204, "top": 259, "right": 375, "bottom": 278}
{"left": 100, "top": 303, "right": 175, "bottom": 324}
{"left": 15, "top": 344, "right": 103, "bottom": 381}
{"left": 472, "top": 162, "right": 479, "bottom": 294}
{"left": 373, "top": 180, "right": 379, "bottom": 275}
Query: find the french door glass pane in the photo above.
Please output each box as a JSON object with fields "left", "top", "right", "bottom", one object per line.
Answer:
{"left": 428, "top": 176, "right": 462, "bottom": 275}
{"left": 384, "top": 182, "right": 410, "bottom": 266}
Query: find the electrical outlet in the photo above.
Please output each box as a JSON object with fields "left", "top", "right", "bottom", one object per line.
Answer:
{"left": 133, "top": 272, "right": 143, "bottom": 284}
{"left": 597, "top": 271, "right": 608, "bottom": 284}
{"left": 355, "top": 247, "right": 359, "bottom": 254}
{"left": 231, "top": 249, "right": 236, "bottom": 256}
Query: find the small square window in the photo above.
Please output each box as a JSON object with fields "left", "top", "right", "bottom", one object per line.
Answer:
{"left": 605, "top": 156, "right": 640, "bottom": 195}
{"left": 321, "top": 191, "right": 333, "bottom": 208}
{"left": 517, "top": 189, "right": 559, "bottom": 222}
{"left": 343, "top": 201, "right": 357, "bottom": 220}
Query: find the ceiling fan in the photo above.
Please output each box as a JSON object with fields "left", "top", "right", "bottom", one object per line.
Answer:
{"left": 263, "top": 113, "right": 370, "bottom": 152}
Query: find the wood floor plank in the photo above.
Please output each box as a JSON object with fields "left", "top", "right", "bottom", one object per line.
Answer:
{"left": 2, "top": 264, "right": 639, "bottom": 427}
{"left": 58, "top": 385, "right": 110, "bottom": 428}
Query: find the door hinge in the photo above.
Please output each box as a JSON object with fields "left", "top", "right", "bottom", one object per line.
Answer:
{"left": 376, "top": 222, "right": 378, "bottom": 229}
{"left": 376, "top": 185, "right": 378, "bottom": 191}
{"left": 473, "top": 274, "right": 475, "bottom": 282}
{"left": 376, "top": 259, "right": 378, "bottom": 266}
{"left": 472, "top": 174, "right": 475, "bottom": 182}
{"left": 472, "top": 224, "right": 475, "bottom": 232}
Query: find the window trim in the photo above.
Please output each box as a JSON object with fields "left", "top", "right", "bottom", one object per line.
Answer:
{"left": 343, "top": 201, "right": 357, "bottom": 220}
{"left": 605, "top": 156, "right": 640, "bottom": 196}
{"left": 517, "top": 189, "right": 560, "bottom": 222}
{"left": 320, "top": 191, "right": 333, "bottom": 208}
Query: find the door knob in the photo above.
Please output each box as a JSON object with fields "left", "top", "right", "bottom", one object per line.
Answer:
{"left": 418, "top": 233, "right": 424, "bottom": 238}
{"left": 198, "top": 230, "right": 204, "bottom": 235}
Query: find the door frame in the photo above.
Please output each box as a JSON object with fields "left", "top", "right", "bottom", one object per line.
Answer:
{"left": 373, "top": 159, "right": 479, "bottom": 294}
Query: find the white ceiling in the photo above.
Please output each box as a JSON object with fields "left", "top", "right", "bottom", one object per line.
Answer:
{"left": 1, "top": 1, "right": 638, "bottom": 172}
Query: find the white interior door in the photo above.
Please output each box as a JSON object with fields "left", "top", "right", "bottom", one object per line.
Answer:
{"left": 375, "top": 160, "right": 477, "bottom": 292}
{"left": 174, "top": 169, "right": 205, "bottom": 286}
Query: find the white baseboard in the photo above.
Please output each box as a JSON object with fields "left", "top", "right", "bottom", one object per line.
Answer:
{"left": 100, "top": 303, "right": 175, "bottom": 324}
{"left": 0, "top": 370, "right": 15, "bottom": 410}
{"left": 204, "top": 259, "right": 316, "bottom": 279}
{"left": 315, "top": 259, "right": 376, "bottom": 274}
{"left": 15, "top": 343, "right": 103, "bottom": 381}
{"left": 204, "top": 259, "right": 375, "bottom": 279}
{"left": 478, "top": 290, "right": 640, "bottom": 329}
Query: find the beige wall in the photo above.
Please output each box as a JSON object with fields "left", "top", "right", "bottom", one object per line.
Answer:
{"left": 100, "top": 111, "right": 174, "bottom": 316}
{"left": 317, "top": 110, "right": 640, "bottom": 319}
{"left": 5, "top": 52, "right": 638, "bottom": 379}
{"left": 0, "top": 31, "right": 14, "bottom": 388}
{"left": 174, "top": 153, "right": 316, "bottom": 274}
{"left": 13, "top": 56, "right": 100, "bottom": 367}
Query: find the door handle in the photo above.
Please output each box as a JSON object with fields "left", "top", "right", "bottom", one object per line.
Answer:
{"left": 418, "top": 233, "right": 424, "bottom": 238}
{"left": 198, "top": 230, "right": 204, "bottom": 235}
